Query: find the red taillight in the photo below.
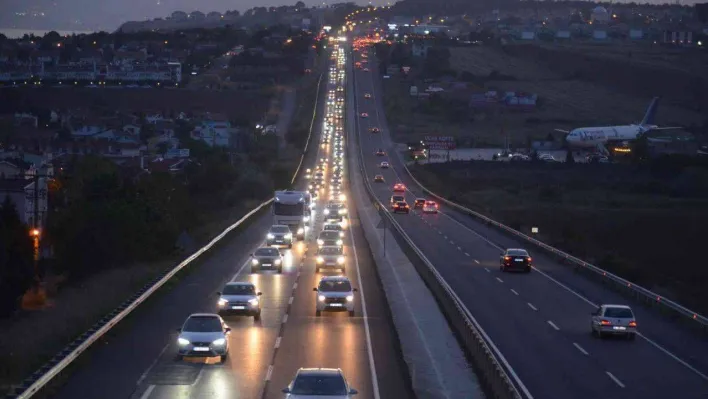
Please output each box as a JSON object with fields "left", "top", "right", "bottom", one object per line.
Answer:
{"left": 600, "top": 319, "right": 612, "bottom": 326}
{"left": 628, "top": 321, "right": 637, "bottom": 327}
{"left": 527, "top": 257, "right": 532, "bottom": 262}
{"left": 504, "top": 256, "right": 511, "bottom": 261}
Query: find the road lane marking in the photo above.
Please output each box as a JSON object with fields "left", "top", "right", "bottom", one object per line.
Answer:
{"left": 192, "top": 367, "right": 204, "bottom": 387}
{"left": 527, "top": 303, "right": 538, "bottom": 311}
{"left": 606, "top": 372, "right": 625, "bottom": 388}
{"left": 496, "top": 277, "right": 504, "bottom": 283}
{"left": 282, "top": 314, "right": 288, "bottom": 324}
{"left": 573, "top": 343, "right": 589, "bottom": 355}
{"left": 275, "top": 337, "right": 281, "bottom": 349}
{"left": 139, "top": 385, "right": 155, "bottom": 399}
{"left": 288, "top": 296, "right": 294, "bottom": 305}
{"left": 293, "top": 282, "right": 298, "bottom": 290}
{"left": 474, "top": 260, "right": 480, "bottom": 264}
{"left": 265, "top": 365, "right": 274, "bottom": 381}
{"left": 547, "top": 320, "right": 560, "bottom": 331}
{"left": 484, "top": 268, "right": 490, "bottom": 273}
{"left": 464, "top": 252, "right": 470, "bottom": 257}
{"left": 457, "top": 246, "right": 462, "bottom": 251}
{"left": 511, "top": 289, "right": 519, "bottom": 296}
{"left": 136, "top": 340, "right": 171, "bottom": 386}
{"left": 443, "top": 235, "right": 448, "bottom": 239}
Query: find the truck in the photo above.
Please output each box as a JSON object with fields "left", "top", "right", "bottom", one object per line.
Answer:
{"left": 273, "top": 190, "right": 310, "bottom": 240}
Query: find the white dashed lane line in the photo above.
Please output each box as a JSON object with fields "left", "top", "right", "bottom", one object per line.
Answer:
{"left": 274, "top": 337, "right": 282, "bottom": 349}
{"left": 496, "top": 277, "right": 504, "bottom": 283}
{"left": 510, "top": 289, "right": 519, "bottom": 296}
{"left": 573, "top": 342, "right": 589, "bottom": 355}
{"left": 547, "top": 320, "right": 560, "bottom": 331}
{"left": 606, "top": 372, "right": 625, "bottom": 388}
{"left": 527, "top": 303, "right": 538, "bottom": 311}
{"left": 474, "top": 260, "right": 480, "bottom": 264}
{"left": 464, "top": 252, "right": 470, "bottom": 257}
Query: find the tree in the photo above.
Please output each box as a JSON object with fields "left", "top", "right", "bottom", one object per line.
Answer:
{"left": 295, "top": 1, "right": 306, "bottom": 9}
{"left": 0, "top": 197, "right": 34, "bottom": 317}
{"left": 565, "top": 150, "right": 575, "bottom": 164}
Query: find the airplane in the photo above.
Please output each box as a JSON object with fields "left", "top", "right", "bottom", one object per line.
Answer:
{"left": 556, "top": 97, "right": 682, "bottom": 155}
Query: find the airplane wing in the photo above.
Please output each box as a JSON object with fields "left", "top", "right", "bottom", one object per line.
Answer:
{"left": 554, "top": 129, "right": 570, "bottom": 133}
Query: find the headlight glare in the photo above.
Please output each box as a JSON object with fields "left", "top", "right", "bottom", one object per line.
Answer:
{"left": 336, "top": 239, "right": 343, "bottom": 246}
{"left": 317, "top": 256, "right": 324, "bottom": 263}
{"left": 252, "top": 259, "right": 258, "bottom": 265}
{"left": 248, "top": 298, "right": 259, "bottom": 305}
{"left": 212, "top": 338, "right": 226, "bottom": 346}
{"left": 178, "top": 337, "right": 190, "bottom": 346}
{"left": 274, "top": 259, "right": 282, "bottom": 265}
{"left": 346, "top": 295, "right": 354, "bottom": 302}
{"left": 318, "top": 295, "right": 326, "bottom": 301}
{"left": 218, "top": 298, "right": 228, "bottom": 306}
{"left": 337, "top": 256, "right": 345, "bottom": 264}
{"left": 267, "top": 233, "right": 274, "bottom": 239}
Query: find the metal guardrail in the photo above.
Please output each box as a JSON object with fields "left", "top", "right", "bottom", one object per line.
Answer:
{"left": 348, "top": 57, "right": 526, "bottom": 399}
{"left": 10, "top": 69, "right": 328, "bottom": 399}
{"left": 399, "top": 161, "right": 708, "bottom": 331}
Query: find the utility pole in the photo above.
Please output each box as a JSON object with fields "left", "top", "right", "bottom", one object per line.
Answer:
{"left": 22, "top": 171, "right": 50, "bottom": 309}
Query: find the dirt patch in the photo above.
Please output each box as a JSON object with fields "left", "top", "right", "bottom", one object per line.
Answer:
{"left": 411, "top": 161, "right": 708, "bottom": 314}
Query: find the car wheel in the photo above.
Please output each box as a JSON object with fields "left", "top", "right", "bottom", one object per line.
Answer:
{"left": 315, "top": 266, "right": 320, "bottom": 273}
{"left": 288, "top": 243, "right": 293, "bottom": 249}
{"left": 278, "top": 267, "right": 283, "bottom": 273}
{"left": 316, "top": 310, "right": 321, "bottom": 317}
{"left": 254, "top": 312, "right": 261, "bottom": 321}
{"left": 251, "top": 267, "right": 258, "bottom": 273}
{"left": 341, "top": 267, "right": 346, "bottom": 273}
{"left": 349, "top": 310, "right": 355, "bottom": 317}
{"left": 220, "top": 354, "right": 228, "bottom": 362}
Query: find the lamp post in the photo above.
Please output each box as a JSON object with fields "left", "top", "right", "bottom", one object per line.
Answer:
{"left": 21, "top": 173, "right": 50, "bottom": 310}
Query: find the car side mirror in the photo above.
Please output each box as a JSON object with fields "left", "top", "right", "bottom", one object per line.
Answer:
{"left": 225, "top": 327, "right": 231, "bottom": 333}
{"left": 257, "top": 292, "right": 262, "bottom": 296}
{"left": 313, "top": 288, "right": 318, "bottom": 291}
{"left": 349, "top": 388, "right": 358, "bottom": 395}
{"left": 282, "top": 388, "right": 291, "bottom": 394}
{"left": 352, "top": 288, "right": 358, "bottom": 292}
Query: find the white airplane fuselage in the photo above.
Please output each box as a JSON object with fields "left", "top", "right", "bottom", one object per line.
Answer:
{"left": 565, "top": 125, "right": 653, "bottom": 148}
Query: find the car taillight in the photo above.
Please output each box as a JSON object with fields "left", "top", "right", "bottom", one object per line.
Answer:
{"left": 628, "top": 321, "right": 637, "bottom": 327}
{"left": 527, "top": 257, "right": 532, "bottom": 262}
{"left": 504, "top": 256, "right": 511, "bottom": 261}
{"left": 600, "top": 320, "right": 612, "bottom": 326}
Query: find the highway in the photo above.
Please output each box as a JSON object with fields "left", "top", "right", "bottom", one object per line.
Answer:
{"left": 50, "top": 45, "right": 411, "bottom": 399}
{"left": 351, "top": 42, "right": 708, "bottom": 399}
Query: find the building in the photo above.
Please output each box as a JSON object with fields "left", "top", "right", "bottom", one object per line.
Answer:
{"left": 0, "top": 177, "right": 48, "bottom": 228}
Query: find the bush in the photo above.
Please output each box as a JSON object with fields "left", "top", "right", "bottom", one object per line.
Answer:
{"left": 0, "top": 198, "right": 35, "bottom": 317}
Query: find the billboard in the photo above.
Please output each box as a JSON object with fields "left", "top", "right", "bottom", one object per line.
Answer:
{"left": 424, "top": 136, "right": 456, "bottom": 150}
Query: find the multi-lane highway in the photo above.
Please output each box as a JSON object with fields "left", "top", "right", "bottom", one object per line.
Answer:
{"left": 350, "top": 41, "right": 708, "bottom": 399}
{"left": 50, "top": 43, "right": 411, "bottom": 399}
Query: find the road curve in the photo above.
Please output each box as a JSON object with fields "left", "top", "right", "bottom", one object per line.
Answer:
{"left": 49, "top": 47, "right": 411, "bottom": 399}
{"left": 351, "top": 44, "right": 708, "bottom": 399}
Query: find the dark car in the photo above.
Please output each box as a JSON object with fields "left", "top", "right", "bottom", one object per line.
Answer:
{"left": 500, "top": 248, "right": 532, "bottom": 273}
{"left": 390, "top": 194, "right": 405, "bottom": 207}
{"left": 250, "top": 247, "right": 284, "bottom": 273}
{"left": 392, "top": 201, "right": 410, "bottom": 214}
{"left": 370, "top": 127, "right": 380, "bottom": 133}
{"left": 413, "top": 198, "right": 425, "bottom": 209}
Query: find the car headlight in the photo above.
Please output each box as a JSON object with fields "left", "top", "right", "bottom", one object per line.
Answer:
{"left": 339, "top": 232, "right": 344, "bottom": 237}
{"left": 317, "top": 239, "right": 324, "bottom": 246}
{"left": 339, "top": 194, "right": 346, "bottom": 201}
{"left": 324, "top": 209, "right": 330, "bottom": 215}
{"left": 337, "top": 256, "right": 345, "bottom": 264}
{"left": 316, "top": 256, "right": 324, "bottom": 263}
{"left": 339, "top": 209, "right": 347, "bottom": 215}
{"left": 218, "top": 297, "right": 228, "bottom": 306}
{"left": 212, "top": 338, "right": 226, "bottom": 346}
{"left": 346, "top": 295, "right": 354, "bottom": 302}
{"left": 285, "top": 233, "right": 292, "bottom": 239}
{"left": 248, "top": 298, "right": 259, "bottom": 306}
{"left": 274, "top": 258, "right": 282, "bottom": 265}
{"left": 297, "top": 227, "right": 305, "bottom": 235}
{"left": 267, "top": 233, "right": 274, "bottom": 239}
{"left": 252, "top": 259, "right": 259, "bottom": 265}
{"left": 318, "top": 295, "right": 326, "bottom": 301}
{"left": 303, "top": 216, "right": 310, "bottom": 223}
{"left": 336, "top": 239, "right": 343, "bottom": 246}
{"left": 178, "top": 337, "right": 190, "bottom": 346}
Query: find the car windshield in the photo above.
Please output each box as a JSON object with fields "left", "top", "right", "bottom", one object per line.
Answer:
{"left": 319, "top": 280, "right": 352, "bottom": 292}
{"left": 416, "top": 199, "right": 425, "bottom": 203}
{"left": 320, "top": 231, "right": 340, "bottom": 240}
{"left": 604, "top": 307, "right": 634, "bottom": 318}
{"left": 392, "top": 196, "right": 404, "bottom": 201}
{"left": 271, "top": 226, "right": 291, "bottom": 233}
{"left": 255, "top": 248, "right": 279, "bottom": 256}
{"left": 319, "top": 247, "right": 342, "bottom": 255}
{"left": 324, "top": 225, "right": 341, "bottom": 231}
{"left": 507, "top": 250, "right": 529, "bottom": 257}
{"left": 291, "top": 374, "right": 347, "bottom": 395}
{"left": 183, "top": 316, "right": 222, "bottom": 332}
{"left": 222, "top": 284, "right": 255, "bottom": 295}
{"left": 396, "top": 202, "right": 407, "bottom": 206}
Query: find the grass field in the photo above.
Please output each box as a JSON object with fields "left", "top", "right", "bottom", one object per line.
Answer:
{"left": 411, "top": 161, "right": 708, "bottom": 315}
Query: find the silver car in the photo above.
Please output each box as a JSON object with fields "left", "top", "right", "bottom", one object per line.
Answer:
{"left": 250, "top": 247, "right": 284, "bottom": 273}
{"left": 217, "top": 282, "right": 262, "bottom": 320}
{"left": 323, "top": 223, "right": 345, "bottom": 238}
{"left": 266, "top": 225, "right": 293, "bottom": 248}
{"left": 176, "top": 313, "right": 231, "bottom": 361}
{"left": 591, "top": 304, "right": 637, "bottom": 339}
{"left": 314, "top": 276, "right": 357, "bottom": 316}
{"left": 315, "top": 245, "right": 346, "bottom": 273}
{"left": 282, "top": 368, "right": 358, "bottom": 398}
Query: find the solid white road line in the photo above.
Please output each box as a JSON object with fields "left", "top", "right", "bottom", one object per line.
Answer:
{"left": 139, "top": 385, "right": 155, "bottom": 399}
{"left": 547, "top": 320, "right": 560, "bottom": 331}
{"left": 527, "top": 303, "right": 538, "bottom": 311}
{"left": 606, "top": 371, "right": 625, "bottom": 388}
{"left": 573, "top": 342, "right": 589, "bottom": 355}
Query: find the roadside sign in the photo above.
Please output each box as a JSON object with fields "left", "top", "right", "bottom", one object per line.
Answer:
{"left": 424, "top": 136, "right": 456, "bottom": 150}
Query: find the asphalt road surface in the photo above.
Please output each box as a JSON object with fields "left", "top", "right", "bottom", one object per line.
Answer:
{"left": 50, "top": 49, "right": 411, "bottom": 399}
{"left": 351, "top": 45, "right": 708, "bottom": 399}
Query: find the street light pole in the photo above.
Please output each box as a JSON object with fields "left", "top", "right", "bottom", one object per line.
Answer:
{"left": 22, "top": 172, "right": 50, "bottom": 310}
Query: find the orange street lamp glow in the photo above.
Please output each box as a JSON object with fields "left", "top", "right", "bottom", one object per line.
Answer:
{"left": 30, "top": 228, "right": 40, "bottom": 237}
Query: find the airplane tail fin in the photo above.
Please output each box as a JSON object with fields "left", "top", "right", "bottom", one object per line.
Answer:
{"left": 640, "top": 97, "right": 660, "bottom": 126}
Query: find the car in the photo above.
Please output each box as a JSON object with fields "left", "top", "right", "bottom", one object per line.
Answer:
{"left": 217, "top": 282, "right": 262, "bottom": 319}
{"left": 364, "top": 93, "right": 371, "bottom": 98}
{"left": 499, "top": 248, "right": 532, "bottom": 273}
{"left": 375, "top": 149, "right": 386, "bottom": 156}
{"left": 392, "top": 201, "right": 410, "bottom": 214}
{"left": 379, "top": 161, "right": 390, "bottom": 168}
{"left": 324, "top": 202, "right": 347, "bottom": 219}
{"left": 317, "top": 230, "right": 344, "bottom": 247}
{"left": 591, "top": 304, "right": 637, "bottom": 339}
{"left": 282, "top": 368, "right": 359, "bottom": 397}
{"left": 323, "top": 223, "right": 345, "bottom": 238}
{"left": 363, "top": 68, "right": 369, "bottom": 72}
{"left": 390, "top": 194, "right": 404, "bottom": 206}
{"left": 313, "top": 276, "right": 358, "bottom": 316}
{"left": 176, "top": 313, "right": 231, "bottom": 362}
{"left": 266, "top": 225, "right": 293, "bottom": 248}
{"left": 374, "top": 174, "right": 385, "bottom": 182}
{"left": 393, "top": 183, "right": 406, "bottom": 192}
{"left": 315, "top": 245, "right": 346, "bottom": 273}
{"left": 250, "top": 247, "right": 284, "bottom": 273}
{"left": 360, "top": 112, "right": 368, "bottom": 118}
{"left": 370, "top": 127, "right": 380, "bottom": 133}
{"left": 422, "top": 200, "right": 439, "bottom": 213}
{"left": 413, "top": 198, "right": 426, "bottom": 209}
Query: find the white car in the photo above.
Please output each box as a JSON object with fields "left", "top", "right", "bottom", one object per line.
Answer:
{"left": 314, "top": 276, "right": 357, "bottom": 316}
{"left": 217, "top": 282, "right": 262, "bottom": 320}
{"left": 176, "top": 313, "right": 231, "bottom": 361}
{"left": 379, "top": 161, "right": 390, "bottom": 168}
{"left": 591, "top": 304, "right": 637, "bottom": 339}
{"left": 315, "top": 245, "right": 346, "bottom": 273}
{"left": 282, "top": 368, "right": 358, "bottom": 398}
